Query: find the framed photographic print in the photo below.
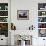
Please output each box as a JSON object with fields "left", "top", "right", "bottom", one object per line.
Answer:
{"left": 17, "top": 10, "right": 29, "bottom": 20}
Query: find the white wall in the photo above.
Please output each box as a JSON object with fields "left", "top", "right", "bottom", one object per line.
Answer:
{"left": 11, "top": 0, "right": 46, "bottom": 46}
{"left": 11, "top": 0, "right": 38, "bottom": 30}
{"left": 11, "top": 0, "right": 46, "bottom": 30}
{"left": 0, "top": 0, "right": 8, "bottom": 3}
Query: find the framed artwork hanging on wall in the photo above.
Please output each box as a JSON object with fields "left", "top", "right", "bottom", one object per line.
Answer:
{"left": 17, "top": 10, "right": 29, "bottom": 20}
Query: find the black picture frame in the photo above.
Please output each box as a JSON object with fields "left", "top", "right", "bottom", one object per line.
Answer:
{"left": 17, "top": 10, "right": 29, "bottom": 20}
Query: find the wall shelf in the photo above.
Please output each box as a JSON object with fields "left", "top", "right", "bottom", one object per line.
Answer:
{"left": 38, "top": 16, "right": 46, "bottom": 17}
{"left": 0, "top": 16, "right": 8, "bottom": 17}
{"left": 38, "top": 3, "right": 46, "bottom": 37}
{"left": 0, "top": 3, "right": 8, "bottom": 37}
{"left": 38, "top": 10, "right": 46, "bottom": 11}
{"left": 0, "top": 10, "right": 8, "bottom": 11}
{"left": 0, "top": 22, "right": 8, "bottom": 23}
{"left": 38, "top": 22, "right": 46, "bottom": 23}
{"left": 38, "top": 28, "right": 46, "bottom": 29}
